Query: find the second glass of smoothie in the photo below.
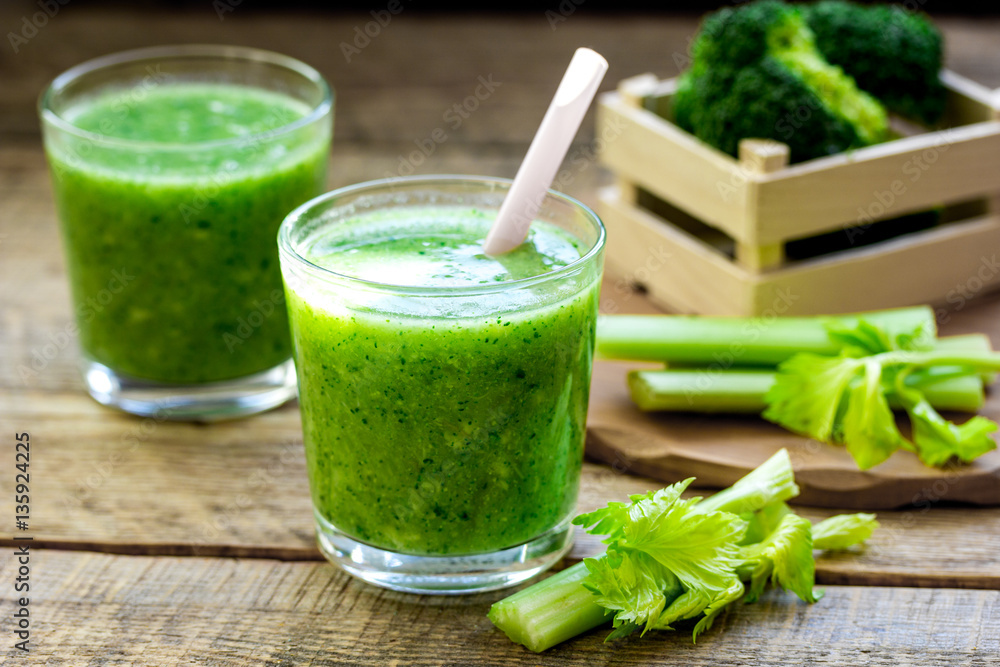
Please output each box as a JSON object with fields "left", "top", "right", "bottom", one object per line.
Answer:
{"left": 279, "top": 176, "right": 605, "bottom": 593}
{"left": 39, "top": 45, "right": 333, "bottom": 420}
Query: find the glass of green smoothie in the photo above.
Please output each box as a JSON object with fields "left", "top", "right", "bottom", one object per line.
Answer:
{"left": 39, "top": 46, "right": 333, "bottom": 420}
{"left": 278, "top": 176, "right": 605, "bottom": 593}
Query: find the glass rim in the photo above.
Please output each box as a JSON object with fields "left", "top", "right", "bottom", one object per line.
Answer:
{"left": 278, "top": 174, "right": 607, "bottom": 298}
{"left": 38, "top": 44, "right": 334, "bottom": 151}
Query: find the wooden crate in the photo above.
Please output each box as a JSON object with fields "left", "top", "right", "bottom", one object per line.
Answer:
{"left": 596, "top": 71, "right": 1000, "bottom": 316}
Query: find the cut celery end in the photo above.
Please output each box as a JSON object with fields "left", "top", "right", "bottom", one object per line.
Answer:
{"left": 488, "top": 562, "right": 609, "bottom": 653}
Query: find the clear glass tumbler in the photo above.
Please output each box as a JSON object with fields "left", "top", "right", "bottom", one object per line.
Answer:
{"left": 278, "top": 176, "right": 606, "bottom": 593}
{"left": 39, "top": 45, "right": 333, "bottom": 420}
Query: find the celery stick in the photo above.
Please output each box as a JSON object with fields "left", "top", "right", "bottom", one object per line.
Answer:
{"left": 911, "top": 374, "right": 985, "bottom": 412}
{"left": 628, "top": 369, "right": 774, "bottom": 413}
{"left": 595, "top": 306, "right": 935, "bottom": 365}
{"left": 629, "top": 369, "right": 984, "bottom": 413}
{"left": 487, "top": 562, "right": 608, "bottom": 653}
{"left": 932, "top": 334, "right": 996, "bottom": 384}
{"left": 695, "top": 449, "right": 799, "bottom": 515}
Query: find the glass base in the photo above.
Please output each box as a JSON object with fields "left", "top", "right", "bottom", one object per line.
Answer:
{"left": 82, "top": 357, "right": 298, "bottom": 422}
{"left": 315, "top": 511, "right": 574, "bottom": 595}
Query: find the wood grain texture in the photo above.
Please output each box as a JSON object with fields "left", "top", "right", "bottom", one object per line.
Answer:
{"left": 602, "top": 72, "right": 1000, "bottom": 247}
{"left": 0, "top": 7, "right": 695, "bottom": 143}
{"left": 597, "top": 67, "right": 1000, "bottom": 316}
{"left": 3, "top": 387, "right": 1000, "bottom": 589}
{"left": 752, "top": 214, "right": 1000, "bottom": 314}
{"left": 2, "top": 550, "right": 998, "bottom": 666}
{"left": 755, "top": 122, "right": 1000, "bottom": 244}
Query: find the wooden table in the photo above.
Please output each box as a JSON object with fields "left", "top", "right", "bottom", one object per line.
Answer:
{"left": 2, "top": 4, "right": 1000, "bottom": 664}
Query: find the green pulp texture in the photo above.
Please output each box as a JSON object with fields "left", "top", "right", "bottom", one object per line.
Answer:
{"left": 287, "top": 216, "right": 601, "bottom": 555}
{"left": 48, "top": 83, "right": 328, "bottom": 383}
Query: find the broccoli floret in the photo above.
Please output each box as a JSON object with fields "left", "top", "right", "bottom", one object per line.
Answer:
{"left": 674, "top": 0, "right": 889, "bottom": 163}
{"left": 677, "top": 59, "right": 860, "bottom": 162}
{"left": 804, "top": 1, "right": 946, "bottom": 126}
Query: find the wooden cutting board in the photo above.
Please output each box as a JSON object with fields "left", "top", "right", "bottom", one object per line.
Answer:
{"left": 585, "top": 290, "right": 1000, "bottom": 510}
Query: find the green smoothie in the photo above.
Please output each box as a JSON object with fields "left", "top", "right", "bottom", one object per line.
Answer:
{"left": 285, "top": 210, "right": 601, "bottom": 556}
{"left": 46, "top": 83, "right": 329, "bottom": 383}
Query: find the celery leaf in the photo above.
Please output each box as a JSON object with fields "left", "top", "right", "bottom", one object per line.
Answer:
{"left": 576, "top": 477, "right": 747, "bottom": 641}
{"left": 763, "top": 353, "right": 863, "bottom": 443}
{"left": 811, "top": 513, "right": 879, "bottom": 551}
{"left": 621, "top": 495, "right": 746, "bottom": 599}
{"left": 738, "top": 514, "right": 818, "bottom": 603}
{"left": 839, "top": 360, "right": 905, "bottom": 470}
{"left": 582, "top": 551, "right": 679, "bottom": 637}
{"left": 894, "top": 373, "right": 998, "bottom": 467}
{"left": 740, "top": 501, "right": 792, "bottom": 545}
{"left": 765, "top": 324, "right": 1000, "bottom": 470}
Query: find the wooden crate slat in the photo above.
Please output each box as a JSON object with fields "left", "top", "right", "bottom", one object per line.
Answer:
{"left": 940, "top": 69, "right": 999, "bottom": 126}
{"left": 736, "top": 139, "right": 789, "bottom": 271}
{"left": 753, "top": 215, "right": 1000, "bottom": 315}
{"left": 598, "top": 187, "right": 750, "bottom": 315}
{"left": 597, "top": 91, "right": 752, "bottom": 243}
{"left": 600, "top": 187, "right": 1000, "bottom": 316}
{"left": 754, "top": 121, "right": 1000, "bottom": 244}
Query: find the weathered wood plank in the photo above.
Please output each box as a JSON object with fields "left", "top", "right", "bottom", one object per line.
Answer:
{"left": 2, "top": 388, "right": 999, "bottom": 589}
{"left": 1, "top": 551, "right": 997, "bottom": 665}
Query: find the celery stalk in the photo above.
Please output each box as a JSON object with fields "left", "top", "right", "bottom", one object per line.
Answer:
{"left": 628, "top": 369, "right": 775, "bottom": 413}
{"left": 595, "top": 306, "right": 935, "bottom": 365}
{"left": 489, "top": 451, "right": 801, "bottom": 652}
{"left": 629, "top": 369, "right": 984, "bottom": 413}
{"left": 694, "top": 448, "right": 799, "bottom": 515}
{"left": 931, "top": 334, "right": 996, "bottom": 384}
{"left": 487, "top": 563, "right": 608, "bottom": 653}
